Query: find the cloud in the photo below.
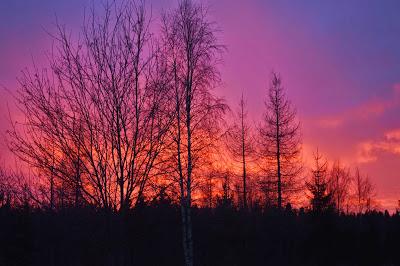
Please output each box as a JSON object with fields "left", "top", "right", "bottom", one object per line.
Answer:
{"left": 352, "top": 100, "right": 389, "bottom": 119}
{"left": 385, "top": 129, "right": 400, "bottom": 141}
{"left": 357, "top": 129, "right": 400, "bottom": 163}
{"left": 316, "top": 100, "right": 386, "bottom": 129}
{"left": 316, "top": 84, "right": 400, "bottom": 130}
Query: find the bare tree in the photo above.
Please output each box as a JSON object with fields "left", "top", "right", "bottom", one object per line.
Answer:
{"left": 353, "top": 167, "right": 375, "bottom": 213}
{"left": 0, "top": 162, "right": 44, "bottom": 209}
{"left": 258, "top": 72, "right": 302, "bottom": 209}
{"left": 0, "top": 165, "right": 16, "bottom": 208}
{"left": 8, "top": 0, "right": 171, "bottom": 211}
{"left": 329, "top": 160, "right": 352, "bottom": 214}
{"left": 226, "top": 93, "right": 254, "bottom": 209}
{"left": 161, "top": 1, "right": 226, "bottom": 265}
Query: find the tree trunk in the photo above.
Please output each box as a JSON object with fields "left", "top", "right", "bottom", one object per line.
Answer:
{"left": 241, "top": 97, "right": 247, "bottom": 210}
{"left": 276, "top": 106, "right": 282, "bottom": 210}
{"left": 184, "top": 84, "right": 194, "bottom": 266}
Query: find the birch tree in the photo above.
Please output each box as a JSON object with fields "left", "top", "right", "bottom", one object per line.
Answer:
{"left": 161, "top": 1, "right": 226, "bottom": 265}
{"left": 8, "top": 0, "right": 171, "bottom": 211}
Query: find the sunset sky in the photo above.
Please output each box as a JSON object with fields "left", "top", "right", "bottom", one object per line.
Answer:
{"left": 1, "top": 0, "right": 399, "bottom": 211}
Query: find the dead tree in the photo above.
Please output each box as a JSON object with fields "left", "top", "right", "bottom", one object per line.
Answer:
{"left": 226, "top": 93, "right": 254, "bottom": 209}
{"left": 258, "top": 72, "right": 302, "bottom": 209}
{"left": 161, "top": 1, "right": 226, "bottom": 265}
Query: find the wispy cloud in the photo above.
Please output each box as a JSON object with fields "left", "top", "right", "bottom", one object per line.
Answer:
{"left": 357, "top": 128, "right": 400, "bottom": 163}
{"left": 385, "top": 129, "right": 400, "bottom": 141}
{"left": 316, "top": 84, "right": 400, "bottom": 129}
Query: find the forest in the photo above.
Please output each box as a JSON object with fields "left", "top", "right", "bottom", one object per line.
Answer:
{"left": 0, "top": 0, "right": 399, "bottom": 265}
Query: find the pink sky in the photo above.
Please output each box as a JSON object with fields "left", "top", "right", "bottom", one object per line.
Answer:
{"left": 1, "top": 0, "right": 399, "bottom": 211}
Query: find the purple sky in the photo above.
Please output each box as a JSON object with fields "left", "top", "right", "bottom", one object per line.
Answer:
{"left": 1, "top": 0, "right": 400, "bottom": 210}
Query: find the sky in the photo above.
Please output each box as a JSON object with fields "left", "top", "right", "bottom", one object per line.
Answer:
{"left": 0, "top": 0, "right": 399, "bottom": 211}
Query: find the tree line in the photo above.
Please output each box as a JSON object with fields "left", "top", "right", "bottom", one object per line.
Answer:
{"left": 0, "top": 1, "right": 384, "bottom": 265}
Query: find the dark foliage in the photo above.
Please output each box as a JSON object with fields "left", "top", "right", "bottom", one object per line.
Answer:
{"left": 0, "top": 203, "right": 399, "bottom": 266}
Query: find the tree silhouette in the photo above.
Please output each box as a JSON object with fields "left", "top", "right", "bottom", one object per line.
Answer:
{"left": 161, "top": 1, "right": 226, "bottom": 265}
{"left": 8, "top": 0, "right": 171, "bottom": 211}
{"left": 306, "top": 149, "right": 334, "bottom": 213}
{"left": 226, "top": 93, "right": 254, "bottom": 209}
{"left": 353, "top": 167, "right": 375, "bottom": 213}
{"left": 258, "top": 72, "right": 302, "bottom": 209}
{"left": 329, "top": 160, "right": 351, "bottom": 214}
